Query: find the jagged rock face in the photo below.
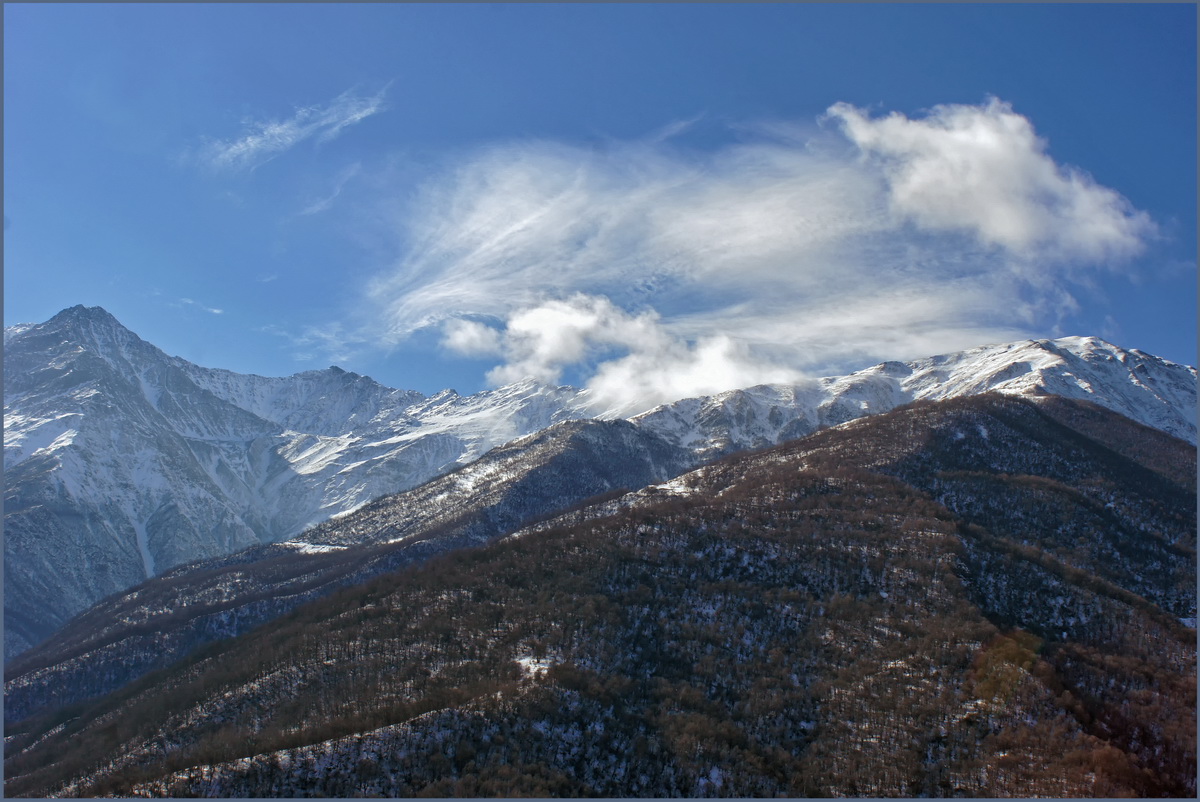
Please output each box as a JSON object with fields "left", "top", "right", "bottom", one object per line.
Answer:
{"left": 3, "top": 307, "right": 594, "bottom": 658}
{"left": 4, "top": 307, "right": 1195, "bottom": 658}
{"left": 5, "top": 308, "right": 276, "bottom": 657}
{"left": 4, "top": 395, "right": 1193, "bottom": 799}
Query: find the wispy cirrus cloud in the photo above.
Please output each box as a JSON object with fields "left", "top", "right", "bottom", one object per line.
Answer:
{"left": 299, "top": 162, "right": 363, "bottom": 216}
{"left": 261, "top": 321, "right": 365, "bottom": 365}
{"left": 337, "top": 99, "right": 1157, "bottom": 414}
{"left": 177, "top": 297, "right": 224, "bottom": 315}
{"left": 200, "top": 86, "right": 388, "bottom": 171}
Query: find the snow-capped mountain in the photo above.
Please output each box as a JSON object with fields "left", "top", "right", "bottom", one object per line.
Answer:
{"left": 3, "top": 306, "right": 594, "bottom": 657}
{"left": 633, "top": 336, "right": 1197, "bottom": 460}
{"left": 4, "top": 306, "right": 1195, "bottom": 658}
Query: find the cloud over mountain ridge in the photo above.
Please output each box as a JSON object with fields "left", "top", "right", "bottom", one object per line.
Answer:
{"left": 318, "top": 99, "right": 1164, "bottom": 415}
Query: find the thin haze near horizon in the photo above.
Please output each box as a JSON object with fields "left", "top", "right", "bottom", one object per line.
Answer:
{"left": 4, "top": 3, "right": 1196, "bottom": 415}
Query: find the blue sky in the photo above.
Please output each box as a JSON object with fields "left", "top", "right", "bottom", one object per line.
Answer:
{"left": 5, "top": 3, "right": 1195, "bottom": 413}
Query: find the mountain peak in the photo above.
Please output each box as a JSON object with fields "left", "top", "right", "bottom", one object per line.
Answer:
{"left": 49, "top": 304, "right": 121, "bottom": 326}
{"left": 38, "top": 305, "right": 137, "bottom": 350}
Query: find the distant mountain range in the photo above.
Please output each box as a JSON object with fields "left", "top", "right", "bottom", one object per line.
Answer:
{"left": 4, "top": 305, "right": 1195, "bottom": 659}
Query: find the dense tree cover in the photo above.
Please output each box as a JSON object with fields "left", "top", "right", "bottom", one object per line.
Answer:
{"left": 4, "top": 395, "right": 1194, "bottom": 797}
{"left": 5, "top": 419, "right": 683, "bottom": 725}
{"left": 2, "top": 536, "right": 451, "bottom": 725}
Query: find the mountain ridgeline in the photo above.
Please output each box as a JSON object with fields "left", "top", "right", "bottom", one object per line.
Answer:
{"left": 3, "top": 306, "right": 590, "bottom": 658}
{"left": 4, "top": 393, "right": 1194, "bottom": 797}
{"left": 3, "top": 417, "right": 693, "bottom": 725}
{"left": 4, "top": 306, "right": 1196, "bottom": 659}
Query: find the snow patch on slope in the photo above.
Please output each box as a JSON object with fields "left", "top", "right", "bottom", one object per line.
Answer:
{"left": 3, "top": 412, "right": 84, "bottom": 469}
{"left": 131, "top": 520, "right": 156, "bottom": 578}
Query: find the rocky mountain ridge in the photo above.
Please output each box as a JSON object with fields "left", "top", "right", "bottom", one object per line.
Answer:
{"left": 632, "top": 335, "right": 1197, "bottom": 456}
{"left": 4, "top": 307, "right": 593, "bottom": 657}
{"left": 4, "top": 306, "right": 1195, "bottom": 657}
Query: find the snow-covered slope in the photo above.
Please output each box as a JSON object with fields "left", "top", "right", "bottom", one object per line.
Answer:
{"left": 4, "top": 307, "right": 1195, "bottom": 660}
{"left": 3, "top": 307, "right": 594, "bottom": 658}
{"left": 633, "top": 336, "right": 1197, "bottom": 459}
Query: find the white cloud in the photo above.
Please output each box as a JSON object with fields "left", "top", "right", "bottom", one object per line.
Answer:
{"left": 347, "top": 100, "right": 1157, "bottom": 414}
{"left": 643, "top": 113, "right": 706, "bottom": 144}
{"left": 484, "top": 295, "right": 661, "bottom": 385}
{"left": 202, "top": 87, "right": 388, "bottom": 171}
{"left": 300, "top": 162, "right": 363, "bottom": 216}
{"left": 443, "top": 294, "right": 803, "bottom": 415}
{"left": 178, "top": 298, "right": 224, "bottom": 315}
{"left": 584, "top": 331, "right": 804, "bottom": 417}
{"left": 290, "top": 322, "right": 361, "bottom": 364}
{"left": 368, "top": 136, "right": 888, "bottom": 338}
{"left": 824, "top": 97, "right": 1156, "bottom": 262}
{"left": 442, "top": 319, "right": 503, "bottom": 357}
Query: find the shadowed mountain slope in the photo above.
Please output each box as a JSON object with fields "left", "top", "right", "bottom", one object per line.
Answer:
{"left": 4, "top": 419, "right": 691, "bottom": 725}
{"left": 5, "top": 394, "right": 1193, "bottom": 798}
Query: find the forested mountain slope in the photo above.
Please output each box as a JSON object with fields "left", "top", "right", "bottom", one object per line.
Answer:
{"left": 6, "top": 305, "right": 1194, "bottom": 660}
{"left": 3, "top": 419, "right": 691, "bottom": 726}
{"left": 6, "top": 394, "right": 1193, "bottom": 798}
